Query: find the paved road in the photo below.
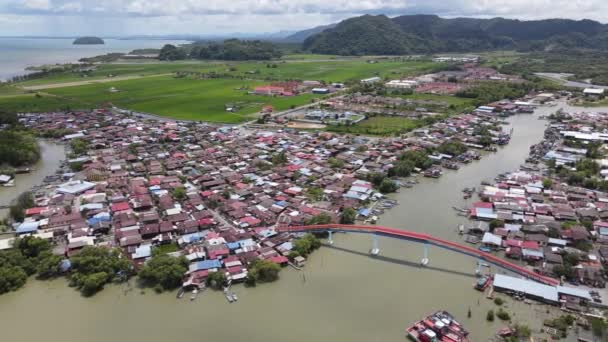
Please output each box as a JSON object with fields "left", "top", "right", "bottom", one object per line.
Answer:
{"left": 20, "top": 73, "right": 172, "bottom": 91}
{"left": 536, "top": 73, "right": 608, "bottom": 90}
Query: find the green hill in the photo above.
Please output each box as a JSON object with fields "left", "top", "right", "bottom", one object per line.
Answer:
{"left": 302, "top": 14, "right": 608, "bottom": 55}
{"left": 73, "top": 37, "right": 105, "bottom": 45}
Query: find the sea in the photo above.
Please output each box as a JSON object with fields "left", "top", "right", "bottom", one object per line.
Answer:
{"left": 0, "top": 37, "right": 188, "bottom": 81}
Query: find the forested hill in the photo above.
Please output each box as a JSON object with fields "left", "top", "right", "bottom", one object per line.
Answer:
{"left": 302, "top": 14, "right": 608, "bottom": 55}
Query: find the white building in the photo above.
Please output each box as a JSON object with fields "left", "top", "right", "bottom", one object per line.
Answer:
{"left": 360, "top": 77, "right": 381, "bottom": 84}
{"left": 583, "top": 88, "right": 605, "bottom": 97}
{"left": 385, "top": 80, "right": 418, "bottom": 89}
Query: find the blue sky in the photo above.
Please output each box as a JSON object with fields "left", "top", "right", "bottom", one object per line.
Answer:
{"left": 0, "top": 0, "right": 607, "bottom": 36}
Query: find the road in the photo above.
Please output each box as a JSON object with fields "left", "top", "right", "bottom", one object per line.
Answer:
{"left": 536, "top": 73, "right": 608, "bottom": 90}
{"left": 20, "top": 73, "right": 172, "bottom": 91}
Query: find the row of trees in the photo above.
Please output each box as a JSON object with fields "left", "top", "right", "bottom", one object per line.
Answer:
{"left": 159, "top": 39, "right": 282, "bottom": 61}
{"left": 0, "top": 237, "right": 64, "bottom": 294}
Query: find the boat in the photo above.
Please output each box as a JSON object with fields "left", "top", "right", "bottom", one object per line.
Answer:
{"left": 497, "top": 327, "right": 513, "bottom": 337}
{"left": 176, "top": 287, "right": 185, "bottom": 299}
{"left": 406, "top": 311, "right": 469, "bottom": 342}
{"left": 190, "top": 289, "right": 198, "bottom": 301}
{"left": 370, "top": 248, "right": 380, "bottom": 256}
{"left": 2, "top": 180, "right": 15, "bottom": 187}
{"left": 478, "top": 246, "right": 492, "bottom": 253}
{"left": 458, "top": 224, "right": 464, "bottom": 235}
{"left": 474, "top": 275, "right": 492, "bottom": 291}
{"left": 420, "top": 258, "right": 429, "bottom": 266}
{"left": 452, "top": 206, "right": 468, "bottom": 213}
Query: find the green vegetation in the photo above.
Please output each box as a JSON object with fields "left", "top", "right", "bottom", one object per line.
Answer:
{"left": 591, "top": 318, "right": 608, "bottom": 338}
{"left": 340, "top": 207, "right": 357, "bottom": 224}
{"left": 496, "top": 309, "right": 511, "bottom": 321}
{"left": 206, "top": 271, "right": 227, "bottom": 290}
{"left": 138, "top": 254, "right": 189, "bottom": 292}
{"left": 73, "top": 37, "right": 104, "bottom": 45}
{"left": 0, "top": 237, "right": 63, "bottom": 294}
{"left": 493, "top": 297, "right": 504, "bottom": 306}
{"left": 172, "top": 187, "right": 187, "bottom": 201}
{"left": 303, "top": 14, "right": 608, "bottom": 55}
{"left": 305, "top": 213, "right": 332, "bottom": 226}
{"left": 389, "top": 150, "right": 433, "bottom": 177}
{"left": 0, "top": 130, "right": 40, "bottom": 167}
{"left": 544, "top": 315, "right": 575, "bottom": 338}
{"left": 189, "top": 39, "right": 282, "bottom": 61}
{"left": 437, "top": 141, "right": 467, "bottom": 156}
{"left": 245, "top": 259, "right": 282, "bottom": 286}
{"left": 9, "top": 192, "right": 35, "bottom": 222}
{"left": 69, "top": 246, "right": 131, "bottom": 296}
{"left": 69, "top": 138, "right": 88, "bottom": 156}
{"left": 502, "top": 51, "right": 608, "bottom": 86}
{"left": 486, "top": 309, "right": 495, "bottom": 322}
{"left": 291, "top": 233, "right": 322, "bottom": 258}
{"left": 456, "top": 81, "right": 532, "bottom": 105}
{"left": 306, "top": 187, "right": 324, "bottom": 201}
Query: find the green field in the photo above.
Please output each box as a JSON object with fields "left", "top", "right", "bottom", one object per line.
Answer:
{"left": 327, "top": 116, "right": 424, "bottom": 136}
{"left": 0, "top": 57, "right": 441, "bottom": 123}
{"left": 38, "top": 76, "right": 319, "bottom": 122}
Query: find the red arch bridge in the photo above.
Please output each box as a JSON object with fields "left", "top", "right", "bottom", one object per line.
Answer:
{"left": 277, "top": 224, "right": 559, "bottom": 286}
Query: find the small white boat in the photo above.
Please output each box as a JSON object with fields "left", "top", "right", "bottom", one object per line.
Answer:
{"left": 370, "top": 248, "right": 380, "bottom": 256}
{"left": 420, "top": 258, "right": 429, "bottom": 266}
{"left": 458, "top": 224, "right": 464, "bottom": 235}
{"left": 2, "top": 180, "right": 15, "bottom": 187}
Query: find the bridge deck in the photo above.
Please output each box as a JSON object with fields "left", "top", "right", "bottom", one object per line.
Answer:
{"left": 277, "top": 224, "right": 559, "bottom": 286}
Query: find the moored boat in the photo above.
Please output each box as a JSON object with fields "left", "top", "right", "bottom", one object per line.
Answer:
{"left": 406, "top": 311, "right": 469, "bottom": 342}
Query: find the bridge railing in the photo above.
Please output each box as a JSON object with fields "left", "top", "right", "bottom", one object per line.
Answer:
{"left": 277, "top": 224, "right": 560, "bottom": 286}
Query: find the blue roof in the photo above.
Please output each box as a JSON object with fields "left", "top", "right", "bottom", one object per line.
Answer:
{"left": 59, "top": 259, "right": 72, "bottom": 272}
{"left": 278, "top": 241, "right": 293, "bottom": 250}
{"left": 275, "top": 200, "right": 288, "bottom": 207}
{"left": 358, "top": 208, "right": 371, "bottom": 217}
{"left": 226, "top": 242, "right": 241, "bottom": 250}
{"left": 190, "top": 259, "right": 222, "bottom": 272}
{"left": 16, "top": 221, "right": 39, "bottom": 234}
{"left": 181, "top": 232, "right": 203, "bottom": 244}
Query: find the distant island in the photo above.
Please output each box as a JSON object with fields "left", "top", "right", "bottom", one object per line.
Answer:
{"left": 73, "top": 37, "right": 105, "bottom": 45}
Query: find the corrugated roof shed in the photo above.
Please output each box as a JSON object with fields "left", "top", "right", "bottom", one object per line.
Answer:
{"left": 493, "top": 274, "right": 558, "bottom": 302}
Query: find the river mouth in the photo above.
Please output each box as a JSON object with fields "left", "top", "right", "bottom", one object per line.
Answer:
{"left": 0, "top": 102, "right": 602, "bottom": 342}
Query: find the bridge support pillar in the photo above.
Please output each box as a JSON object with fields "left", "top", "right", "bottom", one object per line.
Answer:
{"left": 370, "top": 234, "right": 380, "bottom": 256}
{"left": 327, "top": 230, "right": 334, "bottom": 245}
{"left": 420, "top": 243, "right": 429, "bottom": 266}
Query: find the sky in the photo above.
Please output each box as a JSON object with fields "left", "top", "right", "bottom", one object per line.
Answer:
{"left": 0, "top": 0, "right": 607, "bottom": 37}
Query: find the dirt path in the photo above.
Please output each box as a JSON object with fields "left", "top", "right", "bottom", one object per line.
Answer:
{"left": 20, "top": 73, "right": 172, "bottom": 91}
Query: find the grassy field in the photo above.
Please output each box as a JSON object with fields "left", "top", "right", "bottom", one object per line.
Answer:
{"left": 327, "top": 116, "right": 424, "bottom": 136}
{"left": 11, "top": 58, "right": 439, "bottom": 87}
{"left": 0, "top": 57, "right": 441, "bottom": 122}
{"left": 37, "top": 76, "right": 319, "bottom": 122}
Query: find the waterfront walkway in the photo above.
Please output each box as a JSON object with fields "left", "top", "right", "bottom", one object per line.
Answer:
{"left": 277, "top": 224, "right": 560, "bottom": 286}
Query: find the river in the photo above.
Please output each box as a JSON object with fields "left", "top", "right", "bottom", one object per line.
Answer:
{"left": 0, "top": 102, "right": 599, "bottom": 342}
{"left": 0, "top": 140, "right": 66, "bottom": 219}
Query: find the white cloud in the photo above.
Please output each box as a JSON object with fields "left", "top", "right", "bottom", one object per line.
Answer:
{"left": 0, "top": 0, "right": 606, "bottom": 35}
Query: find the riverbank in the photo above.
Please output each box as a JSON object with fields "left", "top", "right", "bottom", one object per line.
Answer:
{"left": 0, "top": 140, "right": 66, "bottom": 219}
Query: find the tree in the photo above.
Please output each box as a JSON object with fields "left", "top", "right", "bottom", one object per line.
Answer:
{"left": 172, "top": 187, "right": 187, "bottom": 201}
{"left": 340, "top": 207, "right": 357, "bottom": 224}
{"left": 489, "top": 219, "right": 504, "bottom": 232}
{"left": 379, "top": 178, "right": 398, "bottom": 193}
{"left": 271, "top": 152, "right": 288, "bottom": 165}
{"left": 0, "top": 131, "right": 40, "bottom": 167}
{"left": 70, "top": 138, "right": 88, "bottom": 155}
{"left": 69, "top": 246, "right": 131, "bottom": 296}
{"left": 248, "top": 259, "right": 281, "bottom": 284}
{"left": 543, "top": 178, "right": 553, "bottom": 189}
{"left": 307, "top": 187, "right": 324, "bottom": 201}
{"left": 591, "top": 318, "right": 608, "bottom": 338}
{"left": 305, "top": 213, "right": 332, "bottom": 226}
{"left": 36, "top": 254, "right": 63, "bottom": 279}
{"left": 159, "top": 44, "right": 187, "bottom": 61}
{"left": 328, "top": 157, "right": 344, "bottom": 169}
{"left": 486, "top": 310, "right": 495, "bottom": 322}
{"left": 138, "top": 254, "right": 189, "bottom": 292}
{"left": 293, "top": 233, "right": 322, "bottom": 257}
{"left": 496, "top": 309, "right": 510, "bottom": 321}
{"left": 206, "top": 271, "right": 227, "bottom": 290}
{"left": 0, "top": 265, "right": 27, "bottom": 294}
{"left": 81, "top": 272, "right": 109, "bottom": 296}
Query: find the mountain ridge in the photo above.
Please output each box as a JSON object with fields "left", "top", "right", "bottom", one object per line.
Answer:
{"left": 300, "top": 14, "right": 608, "bottom": 55}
